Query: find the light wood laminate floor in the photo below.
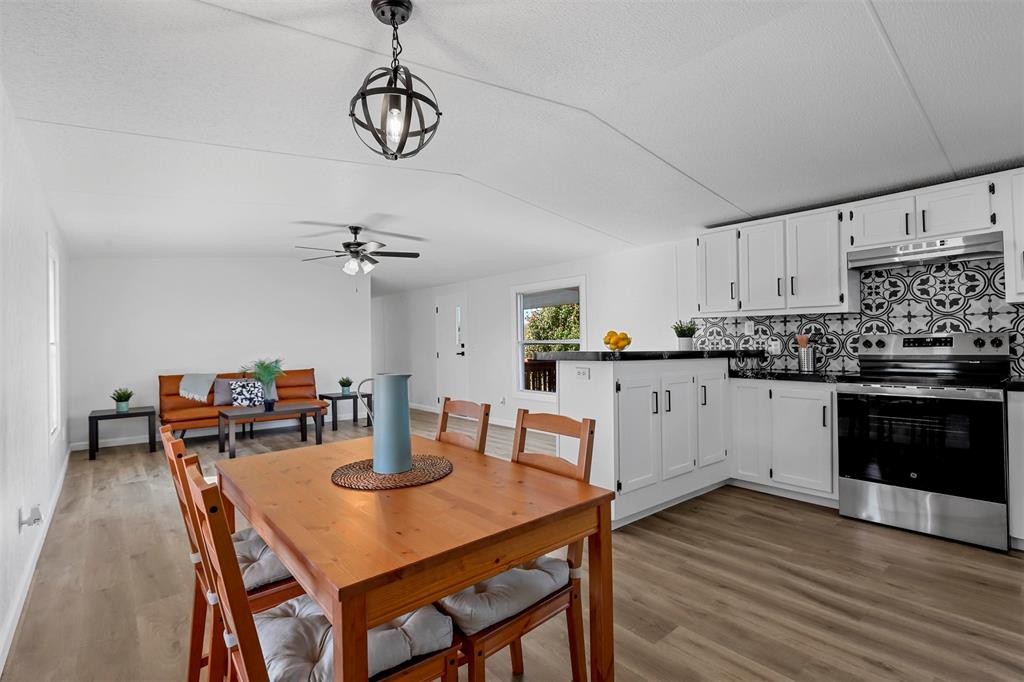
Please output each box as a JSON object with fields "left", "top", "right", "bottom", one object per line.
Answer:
{"left": 3, "top": 410, "right": 1022, "bottom": 681}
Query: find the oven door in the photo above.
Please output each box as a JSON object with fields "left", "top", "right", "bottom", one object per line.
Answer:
{"left": 837, "top": 385, "right": 1006, "bottom": 504}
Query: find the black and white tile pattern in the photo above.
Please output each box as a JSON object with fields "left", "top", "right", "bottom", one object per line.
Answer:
{"left": 695, "top": 259, "right": 1024, "bottom": 374}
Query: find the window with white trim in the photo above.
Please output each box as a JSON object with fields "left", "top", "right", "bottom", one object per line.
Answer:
{"left": 47, "top": 250, "right": 60, "bottom": 435}
{"left": 515, "top": 285, "right": 581, "bottom": 394}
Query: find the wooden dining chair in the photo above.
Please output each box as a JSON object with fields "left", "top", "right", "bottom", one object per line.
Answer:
{"left": 180, "top": 460, "right": 460, "bottom": 682}
{"left": 438, "top": 408, "right": 596, "bottom": 682}
{"left": 159, "top": 426, "right": 303, "bottom": 682}
{"left": 434, "top": 397, "right": 491, "bottom": 453}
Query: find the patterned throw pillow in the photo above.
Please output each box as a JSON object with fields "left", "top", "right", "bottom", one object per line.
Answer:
{"left": 229, "top": 380, "right": 265, "bottom": 407}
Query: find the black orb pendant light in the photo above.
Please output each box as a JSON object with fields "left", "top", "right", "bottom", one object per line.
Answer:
{"left": 350, "top": 0, "right": 441, "bottom": 160}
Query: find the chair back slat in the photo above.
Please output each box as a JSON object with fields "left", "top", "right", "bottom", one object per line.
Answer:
{"left": 510, "top": 409, "right": 596, "bottom": 569}
{"left": 183, "top": 463, "right": 269, "bottom": 682}
{"left": 160, "top": 426, "right": 206, "bottom": 566}
{"left": 435, "top": 397, "right": 491, "bottom": 453}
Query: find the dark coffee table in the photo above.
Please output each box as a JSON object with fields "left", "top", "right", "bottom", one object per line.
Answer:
{"left": 318, "top": 392, "right": 372, "bottom": 430}
{"left": 217, "top": 403, "right": 323, "bottom": 459}
{"left": 88, "top": 406, "right": 156, "bottom": 460}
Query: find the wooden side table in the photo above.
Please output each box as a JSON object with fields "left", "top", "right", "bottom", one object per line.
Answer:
{"left": 88, "top": 406, "right": 156, "bottom": 460}
{"left": 318, "top": 392, "right": 372, "bottom": 430}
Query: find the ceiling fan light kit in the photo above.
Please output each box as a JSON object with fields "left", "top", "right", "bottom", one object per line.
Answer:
{"left": 350, "top": 0, "right": 441, "bottom": 160}
{"left": 296, "top": 224, "right": 420, "bottom": 276}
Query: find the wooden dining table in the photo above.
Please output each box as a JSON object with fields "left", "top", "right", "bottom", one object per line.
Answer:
{"left": 216, "top": 434, "right": 616, "bottom": 681}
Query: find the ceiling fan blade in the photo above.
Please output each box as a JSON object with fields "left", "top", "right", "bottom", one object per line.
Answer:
{"left": 361, "top": 228, "right": 427, "bottom": 243}
{"left": 295, "top": 245, "right": 344, "bottom": 253}
{"left": 363, "top": 241, "right": 386, "bottom": 253}
{"left": 362, "top": 255, "right": 380, "bottom": 265}
{"left": 373, "top": 251, "right": 420, "bottom": 258}
{"left": 293, "top": 220, "right": 350, "bottom": 228}
{"left": 302, "top": 254, "right": 342, "bottom": 262}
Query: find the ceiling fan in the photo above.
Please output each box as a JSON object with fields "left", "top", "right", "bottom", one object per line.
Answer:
{"left": 295, "top": 224, "right": 420, "bottom": 275}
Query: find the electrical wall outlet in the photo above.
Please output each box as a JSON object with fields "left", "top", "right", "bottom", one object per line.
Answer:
{"left": 744, "top": 320, "right": 755, "bottom": 335}
{"left": 499, "top": 396, "right": 506, "bottom": 405}
{"left": 18, "top": 505, "right": 42, "bottom": 533}
{"left": 575, "top": 367, "right": 591, "bottom": 380}
{"left": 769, "top": 338, "right": 783, "bottom": 355}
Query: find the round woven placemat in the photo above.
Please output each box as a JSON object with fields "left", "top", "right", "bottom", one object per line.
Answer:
{"left": 331, "top": 455, "right": 453, "bottom": 490}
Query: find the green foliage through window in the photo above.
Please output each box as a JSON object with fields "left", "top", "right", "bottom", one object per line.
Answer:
{"left": 523, "top": 303, "right": 580, "bottom": 356}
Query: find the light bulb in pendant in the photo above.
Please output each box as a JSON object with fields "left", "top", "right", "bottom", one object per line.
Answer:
{"left": 385, "top": 94, "right": 403, "bottom": 150}
{"left": 342, "top": 257, "right": 360, "bottom": 275}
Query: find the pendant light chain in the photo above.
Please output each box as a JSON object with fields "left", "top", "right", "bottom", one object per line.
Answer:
{"left": 390, "top": 19, "right": 403, "bottom": 74}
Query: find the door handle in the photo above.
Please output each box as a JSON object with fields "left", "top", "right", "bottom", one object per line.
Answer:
{"left": 790, "top": 276, "right": 796, "bottom": 296}
{"left": 905, "top": 212, "right": 910, "bottom": 235}
{"left": 665, "top": 390, "right": 672, "bottom": 412}
{"left": 730, "top": 282, "right": 736, "bottom": 300}
{"left": 921, "top": 209, "right": 927, "bottom": 233}
{"left": 777, "top": 277, "right": 782, "bottom": 297}
{"left": 652, "top": 391, "right": 659, "bottom": 414}
{"left": 701, "top": 385, "right": 707, "bottom": 406}
{"left": 455, "top": 351, "right": 466, "bottom": 356}
{"left": 822, "top": 405, "right": 827, "bottom": 428}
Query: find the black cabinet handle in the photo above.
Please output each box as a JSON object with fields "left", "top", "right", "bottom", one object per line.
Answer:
{"left": 730, "top": 281, "right": 736, "bottom": 300}
{"left": 822, "top": 405, "right": 827, "bottom": 428}
{"left": 665, "top": 390, "right": 672, "bottom": 412}
{"left": 701, "top": 385, "right": 707, "bottom": 406}
{"left": 905, "top": 212, "right": 910, "bottom": 235}
{"left": 777, "top": 277, "right": 782, "bottom": 297}
{"left": 921, "top": 209, "right": 927, "bottom": 233}
{"left": 456, "top": 351, "right": 466, "bottom": 356}
{"left": 652, "top": 391, "right": 658, "bottom": 414}
{"left": 790, "top": 276, "right": 796, "bottom": 296}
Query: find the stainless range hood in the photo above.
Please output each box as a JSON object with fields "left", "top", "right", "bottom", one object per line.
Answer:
{"left": 847, "top": 231, "right": 1003, "bottom": 269}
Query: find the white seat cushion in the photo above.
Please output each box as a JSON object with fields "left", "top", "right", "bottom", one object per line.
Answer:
{"left": 255, "top": 595, "right": 453, "bottom": 680}
{"left": 438, "top": 556, "right": 569, "bottom": 635}
{"left": 231, "top": 527, "right": 292, "bottom": 591}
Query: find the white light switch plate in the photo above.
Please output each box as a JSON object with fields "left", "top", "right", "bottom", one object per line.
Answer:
{"left": 769, "top": 339, "right": 782, "bottom": 354}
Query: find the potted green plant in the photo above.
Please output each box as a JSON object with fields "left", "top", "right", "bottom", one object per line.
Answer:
{"left": 110, "top": 387, "right": 134, "bottom": 413}
{"left": 672, "top": 319, "right": 698, "bottom": 351}
{"left": 338, "top": 376, "right": 353, "bottom": 395}
{"left": 242, "top": 358, "right": 286, "bottom": 411}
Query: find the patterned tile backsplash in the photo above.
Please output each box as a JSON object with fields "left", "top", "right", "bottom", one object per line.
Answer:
{"left": 695, "top": 258, "right": 1024, "bottom": 375}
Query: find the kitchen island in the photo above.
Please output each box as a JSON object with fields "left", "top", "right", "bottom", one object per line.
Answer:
{"left": 538, "top": 349, "right": 839, "bottom": 526}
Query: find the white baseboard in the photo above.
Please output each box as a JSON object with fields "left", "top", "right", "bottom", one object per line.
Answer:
{"left": 727, "top": 479, "right": 839, "bottom": 509}
{"left": 0, "top": 444, "right": 70, "bottom": 674}
{"left": 1012, "top": 536, "right": 1023, "bottom": 551}
{"left": 612, "top": 481, "right": 729, "bottom": 529}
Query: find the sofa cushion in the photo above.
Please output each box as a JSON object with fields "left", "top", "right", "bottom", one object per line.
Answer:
{"left": 255, "top": 595, "right": 452, "bottom": 680}
{"left": 231, "top": 527, "right": 292, "bottom": 591}
{"left": 230, "top": 380, "right": 264, "bottom": 407}
{"left": 213, "top": 378, "right": 234, "bottom": 406}
{"left": 162, "top": 405, "right": 223, "bottom": 423}
{"left": 437, "top": 556, "right": 569, "bottom": 635}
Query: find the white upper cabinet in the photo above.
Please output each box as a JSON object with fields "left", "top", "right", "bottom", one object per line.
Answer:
{"left": 739, "top": 221, "right": 786, "bottom": 311}
{"left": 696, "top": 228, "right": 739, "bottom": 314}
{"left": 915, "top": 180, "right": 994, "bottom": 237}
{"left": 847, "top": 196, "right": 917, "bottom": 248}
{"left": 660, "top": 373, "right": 697, "bottom": 481}
{"left": 770, "top": 385, "right": 833, "bottom": 494}
{"left": 785, "top": 209, "right": 841, "bottom": 309}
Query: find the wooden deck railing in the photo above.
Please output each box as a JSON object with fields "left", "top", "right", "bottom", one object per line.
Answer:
{"left": 524, "top": 359, "right": 556, "bottom": 393}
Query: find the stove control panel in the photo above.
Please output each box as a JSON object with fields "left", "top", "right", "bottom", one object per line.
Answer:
{"left": 858, "top": 333, "right": 1010, "bottom": 357}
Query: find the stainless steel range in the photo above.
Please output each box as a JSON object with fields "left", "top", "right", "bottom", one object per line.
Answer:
{"left": 837, "top": 333, "right": 1010, "bottom": 550}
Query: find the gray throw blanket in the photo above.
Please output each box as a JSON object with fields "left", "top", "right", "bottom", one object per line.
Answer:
{"left": 180, "top": 373, "right": 217, "bottom": 402}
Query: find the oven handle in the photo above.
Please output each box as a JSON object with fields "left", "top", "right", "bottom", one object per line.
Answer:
{"left": 836, "top": 384, "right": 1004, "bottom": 402}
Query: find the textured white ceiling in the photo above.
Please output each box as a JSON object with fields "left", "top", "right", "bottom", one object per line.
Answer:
{"left": 2, "top": 0, "right": 1022, "bottom": 293}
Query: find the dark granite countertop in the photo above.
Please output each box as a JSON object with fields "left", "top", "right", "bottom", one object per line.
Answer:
{"left": 729, "top": 369, "right": 863, "bottom": 384}
{"left": 534, "top": 350, "right": 763, "bottom": 362}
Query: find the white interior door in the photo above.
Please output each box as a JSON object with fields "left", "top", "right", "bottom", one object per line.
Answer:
{"left": 435, "top": 292, "right": 469, "bottom": 406}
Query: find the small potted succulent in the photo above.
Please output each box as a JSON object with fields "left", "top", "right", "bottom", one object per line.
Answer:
{"left": 242, "top": 358, "right": 286, "bottom": 411}
{"left": 111, "top": 387, "right": 134, "bottom": 413}
{"left": 338, "top": 376, "right": 353, "bottom": 395}
{"left": 672, "top": 319, "right": 698, "bottom": 351}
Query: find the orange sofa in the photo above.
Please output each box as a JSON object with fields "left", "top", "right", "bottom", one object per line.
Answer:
{"left": 159, "top": 368, "right": 328, "bottom": 432}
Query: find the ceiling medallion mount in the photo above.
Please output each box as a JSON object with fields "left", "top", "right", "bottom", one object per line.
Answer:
{"left": 350, "top": 0, "right": 440, "bottom": 160}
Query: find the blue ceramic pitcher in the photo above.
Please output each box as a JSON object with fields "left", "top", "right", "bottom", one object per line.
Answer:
{"left": 357, "top": 374, "right": 413, "bottom": 474}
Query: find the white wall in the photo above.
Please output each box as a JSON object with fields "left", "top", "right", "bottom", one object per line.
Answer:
{"left": 67, "top": 258, "right": 371, "bottom": 447}
{"left": 372, "top": 239, "right": 699, "bottom": 426}
{"left": 0, "top": 80, "right": 70, "bottom": 670}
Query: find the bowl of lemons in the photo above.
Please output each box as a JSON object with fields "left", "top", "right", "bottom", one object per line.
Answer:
{"left": 603, "top": 330, "right": 632, "bottom": 352}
